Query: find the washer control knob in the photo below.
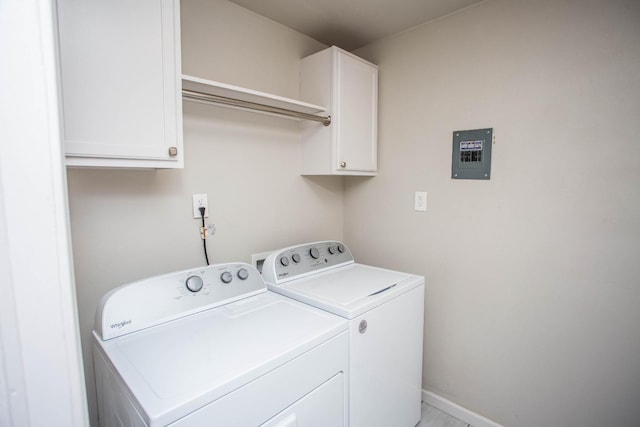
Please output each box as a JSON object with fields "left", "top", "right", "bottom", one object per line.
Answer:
{"left": 291, "top": 253, "right": 301, "bottom": 263}
{"left": 185, "top": 275, "right": 204, "bottom": 293}
{"left": 220, "top": 271, "right": 233, "bottom": 284}
{"left": 237, "top": 268, "right": 249, "bottom": 280}
{"left": 309, "top": 247, "right": 320, "bottom": 259}
{"left": 337, "top": 244, "right": 345, "bottom": 253}
{"left": 279, "top": 256, "right": 290, "bottom": 266}
{"left": 328, "top": 246, "right": 337, "bottom": 255}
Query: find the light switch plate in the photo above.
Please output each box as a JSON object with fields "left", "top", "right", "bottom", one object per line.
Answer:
{"left": 414, "top": 192, "right": 427, "bottom": 211}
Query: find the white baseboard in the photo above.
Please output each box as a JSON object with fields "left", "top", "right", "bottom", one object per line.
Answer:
{"left": 422, "top": 390, "right": 503, "bottom": 427}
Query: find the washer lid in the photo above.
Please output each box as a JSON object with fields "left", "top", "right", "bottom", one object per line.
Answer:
{"left": 268, "top": 263, "right": 424, "bottom": 319}
{"left": 94, "top": 292, "right": 347, "bottom": 426}
{"left": 292, "top": 264, "right": 408, "bottom": 305}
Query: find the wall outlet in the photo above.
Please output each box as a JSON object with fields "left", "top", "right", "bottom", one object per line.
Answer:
{"left": 192, "top": 193, "right": 208, "bottom": 218}
{"left": 414, "top": 192, "right": 427, "bottom": 211}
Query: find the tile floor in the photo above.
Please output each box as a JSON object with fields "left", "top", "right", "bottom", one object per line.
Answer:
{"left": 417, "top": 403, "right": 470, "bottom": 427}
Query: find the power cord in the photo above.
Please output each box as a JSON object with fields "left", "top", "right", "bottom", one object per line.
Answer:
{"left": 199, "top": 207, "right": 210, "bottom": 265}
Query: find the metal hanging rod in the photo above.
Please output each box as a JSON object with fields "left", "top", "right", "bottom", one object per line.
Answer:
{"left": 182, "top": 89, "right": 332, "bottom": 126}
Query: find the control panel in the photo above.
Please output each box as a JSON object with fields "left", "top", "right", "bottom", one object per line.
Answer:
{"left": 262, "top": 241, "right": 354, "bottom": 285}
{"left": 95, "top": 263, "right": 266, "bottom": 340}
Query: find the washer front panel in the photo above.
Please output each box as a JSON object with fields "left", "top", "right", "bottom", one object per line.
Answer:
{"left": 260, "top": 241, "right": 426, "bottom": 427}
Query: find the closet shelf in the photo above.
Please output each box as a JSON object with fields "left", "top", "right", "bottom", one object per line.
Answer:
{"left": 182, "top": 74, "right": 331, "bottom": 126}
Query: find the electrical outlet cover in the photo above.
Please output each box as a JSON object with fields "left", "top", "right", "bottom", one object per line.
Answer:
{"left": 192, "top": 193, "right": 208, "bottom": 218}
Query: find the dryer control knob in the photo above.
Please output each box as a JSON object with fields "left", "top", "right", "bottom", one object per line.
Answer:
{"left": 237, "top": 268, "right": 249, "bottom": 280}
{"left": 291, "top": 253, "right": 301, "bottom": 263}
{"left": 337, "top": 244, "right": 345, "bottom": 253}
{"left": 309, "top": 247, "right": 320, "bottom": 259}
{"left": 185, "top": 275, "right": 204, "bottom": 293}
{"left": 279, "top": 256, "right": 290, "bottom": 266}
{"left": 220, "top": 271, "right": 233, "bottom": 284}
{"left": 328, "top": 246, "right": 337, "bottom": 254}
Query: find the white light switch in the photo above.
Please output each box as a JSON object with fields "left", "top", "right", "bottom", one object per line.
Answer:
{"left": 414, "top": 192, "right": 427, "bottom": 211}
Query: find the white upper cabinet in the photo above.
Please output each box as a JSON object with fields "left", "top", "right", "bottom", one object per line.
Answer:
{"left": 300, "top": 46, "right": 378, "bottom": 176}
{"left": 57, "top": 0, "right": 183, "bottom": 168}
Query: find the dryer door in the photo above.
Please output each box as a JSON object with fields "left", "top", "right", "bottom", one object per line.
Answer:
{"left": 261, "top": 373, "right": 345, "bottom": 427}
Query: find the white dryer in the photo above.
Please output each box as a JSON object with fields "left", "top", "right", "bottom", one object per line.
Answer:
{"left": 92, "top": 263, "right": 348, "bottom": 427}
{"left": 262, "top": 241, "right": 425, "bottom": 427}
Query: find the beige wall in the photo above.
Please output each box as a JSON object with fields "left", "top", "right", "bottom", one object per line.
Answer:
{"left": 67, "top": 1, "right": 338, "bottom": 424}
{"left": 349, "top": 0, "right": 640, "bottom": 426}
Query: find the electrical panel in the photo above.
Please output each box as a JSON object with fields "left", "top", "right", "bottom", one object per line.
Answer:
{"left": 451, "top": 128, "right": 493, "bottom": 180}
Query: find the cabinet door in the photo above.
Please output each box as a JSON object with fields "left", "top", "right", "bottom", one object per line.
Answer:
{"left": 57, "top": 0, "right": 183, "bottom": 168}
{"left": 335, "top": 50, "right": 377, "bottom": 173}
{"left": 300, "top": 46, "right": 377, "bottom": 176}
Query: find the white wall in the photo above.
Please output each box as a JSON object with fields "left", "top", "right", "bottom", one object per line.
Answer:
{"left": 67, "top": 1, "right": 338, "bottom": 424}
{"left": 0, "top": 0, "right": 88, "bottom": 425}
{"left": 348, "top": 0, "right": 640, "bottom": 426}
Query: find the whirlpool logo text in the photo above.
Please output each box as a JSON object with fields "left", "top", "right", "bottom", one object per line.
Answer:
{"left": 110, "top": 320, "right": 132, "bottom": 329}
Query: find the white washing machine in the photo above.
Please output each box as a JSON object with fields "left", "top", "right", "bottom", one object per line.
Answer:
{"left": 262, "top": 241, "right": 425, "bottom": 427}
{"left": 92, "top": 262, "right": 349, "bottom": 427}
